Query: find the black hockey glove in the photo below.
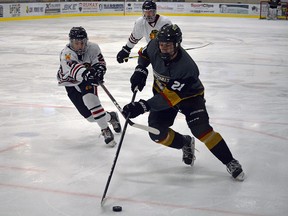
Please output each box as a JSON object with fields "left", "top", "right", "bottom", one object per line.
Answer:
{"left": 117, "top": 45, "right": 131, "bottom": 63}
{"left": 130, "top": 65, "right": 148, "bottom": 92}
{"left": 83, "top": 63, "right": 106, "bottom": 84}
{"left": 122, "top": 99, "right": 150, "bottom": 119}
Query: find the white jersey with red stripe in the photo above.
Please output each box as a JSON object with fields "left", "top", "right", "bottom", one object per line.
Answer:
{"left": 126, "top": 14, "right": 172, "bottom": 49}
{"left": 57, "top": 41, "right": 105, "bottom": 86}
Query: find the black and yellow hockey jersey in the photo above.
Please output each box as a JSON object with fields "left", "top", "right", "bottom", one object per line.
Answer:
{"left": 138, "top": 39, "right": 205, "bottom": 111}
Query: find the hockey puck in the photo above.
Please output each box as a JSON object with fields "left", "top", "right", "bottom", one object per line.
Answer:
{"left": 112, "top": 206, "right": 122, "bottom": 212}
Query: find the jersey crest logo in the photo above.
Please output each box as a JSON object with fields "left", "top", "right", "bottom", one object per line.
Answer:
{"left": 65, "top": 53, "right": 71, "bottom": 61}
{"left": 149, "top": 30, "right": 159, "bottom": 40}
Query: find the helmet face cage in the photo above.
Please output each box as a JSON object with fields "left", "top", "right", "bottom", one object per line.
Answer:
{"left": 69, "top": 27, "right": 88, "bottom": 55}
{"left": 142, "top": 0, "right": 157, "bottom": 22}
{"left": 157, "top": 24, "right": 183, "bottom": 61}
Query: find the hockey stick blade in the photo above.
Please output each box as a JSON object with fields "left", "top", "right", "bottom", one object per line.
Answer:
{"left": 101, "top": 197, "right": 106, "bottom": 206}
{"left": 127, "top": 120, "right": 159, "bottom": 135}
{"left": 99, "top": 83, "right": 160, "bottom": 135}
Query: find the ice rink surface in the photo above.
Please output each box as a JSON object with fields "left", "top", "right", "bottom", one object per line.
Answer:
{"left": 0, "top": 16, "right": 288, "bottom": 216}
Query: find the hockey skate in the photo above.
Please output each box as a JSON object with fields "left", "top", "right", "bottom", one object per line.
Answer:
{"left": 101, "top": 127, "right": 116, "bottom": 147}
{"left": 108, "top": 112, "right": 121, "bottom": 133}
{"left": 226, "top": 159, "right": 245, "bottom": 181}
{"left": 182, "top": 135, "right": 196, "bottom": 166}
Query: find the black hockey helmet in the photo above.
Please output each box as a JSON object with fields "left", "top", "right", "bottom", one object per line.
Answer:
{"left": 69, "top": 26, "right": 88, "bottom": 55}
{"left": 157, "top": 24, "right": 182, "bottom": 61}
{"left": 142, "top": 0, "right": 157, "bottom": 22}
{"left": 142, "top": 0, "right": 156, "bottom": 11}
{"left": 69, "top": 26, "right": 88, "bottom": 40}
{"left": 157, "top": 24, "right": 182, "bottom": 45}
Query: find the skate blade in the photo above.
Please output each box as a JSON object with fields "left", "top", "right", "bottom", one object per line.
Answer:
{"left": 235, "top": 171, "right": 245, "bottom": 181}
{"left": 106, "top": 140, "right": 117, "bottom": 147}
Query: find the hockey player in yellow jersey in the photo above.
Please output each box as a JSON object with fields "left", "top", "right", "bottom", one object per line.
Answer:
{"left": 122, "top": 24, "right": 245, "bottom": 181}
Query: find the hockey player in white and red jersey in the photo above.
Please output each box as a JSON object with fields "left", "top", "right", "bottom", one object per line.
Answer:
{"left": 116, "top": 0, "right": 172, "bottom": 63}
{"left": 57, "top": 26, "right": 121, "bottom": 147}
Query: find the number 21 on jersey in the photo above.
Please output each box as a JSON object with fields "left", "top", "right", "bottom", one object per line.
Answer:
{"left": 170, "top": 80, "right": 185, "bottom": 91}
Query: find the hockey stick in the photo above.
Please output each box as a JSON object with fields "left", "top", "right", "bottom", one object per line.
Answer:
{"left": 100, "top": 90, "right": 136, "bottom": 206}
{"left": 184, "top": 42, "right": 213, "bottom": 50}
{"left": 123, "top": 42, "right": 212, "bottom": 60}
{"left": 99, "top": 82, "right": 160, "bottom": 135}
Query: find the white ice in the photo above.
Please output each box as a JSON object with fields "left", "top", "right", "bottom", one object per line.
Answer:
{"left": 0, "top": 16, "right": 288, "bottom": 216}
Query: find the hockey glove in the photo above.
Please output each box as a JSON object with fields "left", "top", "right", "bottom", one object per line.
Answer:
{"left": 130, "top": 65, "right": 148, "bottom": 92}
{"left": 122, "top": 99, "right": 150, "bottom": 119}
{"left": 117, "top": 45, "right": 131, "bottom": 63}
{"left": 83, "top": 63, "right": 106, "bottom": 84}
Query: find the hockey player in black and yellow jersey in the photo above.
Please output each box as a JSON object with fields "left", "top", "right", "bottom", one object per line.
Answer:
{"left": 122, "top": 24, "right": 245, "bottom": 181}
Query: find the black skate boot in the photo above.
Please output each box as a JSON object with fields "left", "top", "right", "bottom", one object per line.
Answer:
{"left": 182, "top": 135, "right": 195, "bottom": 166}
{"left": 226, "top": 159, "right": 245, "bottom": 181}
{"left": 108, "top": 112, "right": 121, "bottom": 133}
{"left": 101, "top": 127, "right": 116, "bottom": 147}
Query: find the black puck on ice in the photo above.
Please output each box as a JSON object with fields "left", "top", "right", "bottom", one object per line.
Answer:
{"left": 112, "top": 206, "right": 122, "bottom": 212}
